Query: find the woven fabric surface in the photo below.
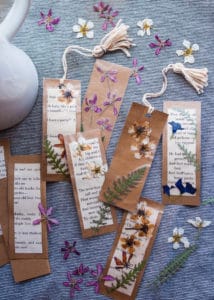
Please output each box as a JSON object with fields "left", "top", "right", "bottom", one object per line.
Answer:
{"left": 0, "top": 0, "right": 214, "bottom": 299}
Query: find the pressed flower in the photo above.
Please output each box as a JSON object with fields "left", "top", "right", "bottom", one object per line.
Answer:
{"left": 72, "top": 18, "right": 94, "bottom": 39}
{"left": 134, "top": 219, "right": 155, "bottom": 238}
{"left": 100, "top": 7, "right": 119, "bottom": 30}
{"left": 86, "top": 263, "right": 115, "bottom": 293}
{"left": 71, "top": 137, "right": 92, "bottom": 158}
{"left": 33, "top": 203, "right": 59, "bottom": 232}
{"left": 137, "top": 18, "right": 153, "bottom": 37}
{"left": 176, "top": 40, "right": 199, "bottom": 64}
{"left": 187, "top": 217, "right": 211, "bottom": 229}
{"left": 168, "top": 121, "right": 184, "bottom": 135}
{"left": 131, "top": 137, "right": 156, "bottom": 160}
{"left": 149, "top": 35, "right": 172, "bottom": 55}
{"left": 103, "top": 92, "right": 122, "bottom": 115}
{"left": 38, "top": 9, "right": 60, "bottom": 32}
{"left": 54, "top": 134, "right": 66, "bottom": 158}
{"left": 168, "top": 227, "right": 190, "bottom": 250}
{"left": 85, "top": 161, "right": 107, "bottom": 178}
{"left": 96, "top": 66, "right": 118, "bottom": 83}
{"left": 120, "top": 234, "right": 141, "bottom": 254}
{"left": 63, "top": 271, "right": 83, "bottom": 298}
{"left": 131, "top": 201, "right": 152, "bottom": 222}
{"left": 84, "top": 95, "right": 102, "bottom": 113}
{"left": 93, "top": 2, "right": 109, "bottom": 15}
{"left": 72, "top": 263, "right": 89, "bottom": 276}
{"left": 175, "top": 178, "right": 197, "bottom": 195}
{"left": 57, "top": 83, "right": 79, "bottom": 104}
{"left": 96, "top": 118, "right": 113, "bottom": 132}
{"left": 163, "top": 184, "right": 175, "bottom": 196}
{"left": 61, "top": 240, "right": 80, "bottom": 260}
{"left": 114, "top": 251, "right": 133, "bottom": 270}
{"left": 128, "top": 121, "right": 151, "bottom": 141}
{"left": 131, "top": 58, "right": 144, "bottom": 85}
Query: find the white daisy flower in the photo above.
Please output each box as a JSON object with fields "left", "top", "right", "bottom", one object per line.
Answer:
{"left": 137, "top": 18, "right": 153, "bottom": 37}
{"left": 176, "top": 39, "right": 199, "bottom": 64}
{"left": 187, "top": 217, "right": 211, "bottom": 228}
{"left": 168, "top": 227, "right": 190, "bottom": 249}
{"left": 72, "top": 18, "right": 94, "bottom": 39}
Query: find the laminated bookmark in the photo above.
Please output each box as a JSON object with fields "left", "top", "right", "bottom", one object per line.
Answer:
{"left": 64, "top": 129, "right": 117, "bottom": 238}
{"left": 162, "top": 101, "right": 201, "bottom": 205}
{"left": 0, "top": 139, "right": 10, "bottom": 266}
{"left": 42, "top": 78, "right": 81, "bottom": 181}
{"left": 8, "top": 155, "right": 50, "bottom": 282}
{"left": 99, "top": 102, "right": 168, "bottom": 212}
{"left": 100, "top": 198, "right": 164, "bottom": 300}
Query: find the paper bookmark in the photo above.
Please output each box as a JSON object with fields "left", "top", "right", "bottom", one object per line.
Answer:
{"left": 82, "top": 59, "right": 132, "bottom": 149}
{"left": 42, "top": 78, "right": 81, "bottom": 182}
{"left": 99, "top": 102, "right": 168, "bottom": 212}
{"left": 0, "top": 140, "right": 10, "bottom": 266}
{"left": 64, "top": 129, "right": 117, "bottom": 238}
{"left": 162, "top": 101, "right": 201, "bottom": 205}
{"left": 100, "top": 198, "right": 164, "bottom": 300}
{"left": 8, "top": 155, "right": 50, "bottom": 282}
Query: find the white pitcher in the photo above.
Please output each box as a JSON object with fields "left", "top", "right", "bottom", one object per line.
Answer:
{"left": 0, "top": 0, "right": 38, "bottom": 130}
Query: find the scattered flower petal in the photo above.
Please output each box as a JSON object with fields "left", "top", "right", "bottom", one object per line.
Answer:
{"left": 131, "top": 58, "right": 144, "bottom": 85}
{"left": 63, "top": 272, "right": 83, "bottom": 298}
{"left": 187, "top": 217, "right": 211, "bottom": 228}
{"left": 100, "top": 7, "right": 119, "bottom": 30}
{"left": 72, "top": 18, "right": 94, "bottom": 39}
{"left": 168, "top": 227, "right": 190, "bottom": 249}
{"left": 93, "top": 2, "right": 109, "bottom": 15}
{"left": 149, "top": 35, "right": 172, "bottom": 55}
{"left": 61, "top": 240, "right": 80, "bottom": 260}
{"left": 137, "top": 18, "right": 153, "bottom": 36}
{"left": 38, "top": 9, "right": 60, "bottom": 32}
{"left": 72, "top": 264, "right": 89, "bottom": 276}
{"left": 33, "top": 203, "right": 59, "bottom": 232}
{"left": 176, "top": 39, "right": 199, "bottom": 64}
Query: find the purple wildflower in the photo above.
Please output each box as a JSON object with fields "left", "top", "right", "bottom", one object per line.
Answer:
{"left": 131, "top": 58, "right": 144, "bottom": 85}
{"left": 103, "top": 92, "right": 122, "bottom": 115}
{"left": 96, "top": 118, "right": 113, "bottom": 131}
{"left": 96, "top": 66, "right": 118, "bottom": 83}
{"left": 93, "top": 2, "right": 109, "bottom": 15}
{"left": 61, "top": 241, "right": 80, "bottom": 260}
{"left": 84, "top": 95, "right": 102, "bottom": 113}
{"left": 63, "top": 272, "right": 83, "bottom": 298}
{"left": 86, "top": 263, "right": 115, "bottom": 293}
{"left": 100, "top": 7, "right": 119, "bottom": 30}
{"left": 38, "top": 9, "right": 60, "bottom": 32}
{"left": 33, "top": 203, "right": 59, "bottom": 232}
{"left": 72, "top": 263, "right": 89, "bottom": 276}
{"left": 149, "top": 35, "right": 172, "bottom": 55}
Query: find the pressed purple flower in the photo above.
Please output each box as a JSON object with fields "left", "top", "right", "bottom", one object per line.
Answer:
{"left": 38, "top": 9, "right": 60, "bottom": 32}
{"left": 33, "top": 203, "right": 59, "bottom": 232}
{"left": 103, "top": 92, "right": 122, "bottom": 115}
{"left": 86, "top": 263, "right": 115, "bottom": 293}
{"left": 72, "top": 263, "right": 89, "bottom": 276}
{"left": 100, "top": 7, "right": 119, "bottom": 30}
{"left": 63, "top": 271, "right": 83, "bottom": 298}
{"left": 84, "top": 95, "right": 102, "bottom": 113}
{"left": 149, "top": 35, "right": 172, "bottom": 55}
{"left": 96, "top": 66, "right": 118, "bottom": 83}
{"left": 93, "top": 1, "right": 109, "bottom": 14}
{"left": 96, "top": 118, "right": 113, "bottom": 131}
{"left": 131, "top": 58, "right": 144, "bottom": 85}
{"left": 61, "top": 240, "right": 80, "bottom": 260}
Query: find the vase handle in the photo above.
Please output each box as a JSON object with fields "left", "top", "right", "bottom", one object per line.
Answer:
{"left": 0, "top": 0, "right": 31, "bottom": 41}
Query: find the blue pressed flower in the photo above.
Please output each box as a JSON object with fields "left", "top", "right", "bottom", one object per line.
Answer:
{"left": 168, "top": 121, "right": 184, "bottom": 135}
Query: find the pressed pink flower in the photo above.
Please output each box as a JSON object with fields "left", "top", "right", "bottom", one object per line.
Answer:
{"left": 131, "top": 58, "right": 144, "bottom": 85}
{"left": 86, "top": 263, "right": 115, "bottom": 293}
{"left": 100, "top": 7, "right": 119, "bottom": 30}
{"left": 33, "top": 203, "right": 59, "bottom": 232}
{"left": 61, "top": 240, "right": 80, "bottom": 260}
{"left": 84, "top": 95, "right": 102, "bottom": 113}
{"left": 38, "top": 9, "right": 60, "bottom": 32}
{"left": 96, "top": 118, "right": 113, "bottom": 131}
{"left": 96, "top": 66, "right": 118, "bottom": 83}
{"left": 72, "top": 263, "right": 89, "bottom": 276}
{"left": 63, "top": 272, "right": 83, "bottom": 298}
{"left": 103, "top": 92, "right": 122, "bottom": 115}
{"left": 149, "top": 35, "right": 172, "bottom": 55}
{"left": 93, "top": 1, "right": 109, "bottom": 15}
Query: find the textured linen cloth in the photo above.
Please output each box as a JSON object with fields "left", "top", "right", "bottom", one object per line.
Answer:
{"left": 0, "top": 1, "right": 213, "bottom": 299}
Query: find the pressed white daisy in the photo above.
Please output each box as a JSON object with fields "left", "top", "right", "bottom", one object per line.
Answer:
{"left": 72, "top": 18, "right": 94, "bottom": 39}
{"left": 187, "top": 217, "right": 211, "bottom": 228}
{"left": 176, "top": 39, "right": 199, "bottom": 64}
{"left": 85, "top": 161, "right": 107, "bottom": 178}
{"left": 137, "top": 18, "right": 153, "bottom": 37}
{"left": 168, "top": 227, "right": 190, "bottom": 249}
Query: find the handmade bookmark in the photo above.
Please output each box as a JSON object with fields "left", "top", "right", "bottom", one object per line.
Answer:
{"left": 0, "top": 140, "right": 10, "bottom": 266}
{"left": 8, "top": 155, "right": 50, "bottom": 282}
{"left": 64, "top": 129, "right": 117, "bottom": 238}
{"left": 99, "top": 102, "right": 168, "bottom": 212}
{"left": 42, "top": 78, "right": 81, "bottom": 181}
{"left": 100, "top": 198, "right": 164, "bottom": 300}
{"left": 162, "top": 101, "right": 201, "bottom": 205}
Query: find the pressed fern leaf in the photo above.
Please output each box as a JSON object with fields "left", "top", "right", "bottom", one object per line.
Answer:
{"left": 149, "top": 244, "right": 197, "bottom": 287}
{"left": 44, "top": 139, "right": 69, "bottom": 176}
{"left": 178, "top": 143, "right": 200, "bottom": 170}
{"left": 109, "top": 260, "right": 146, "bottom": 292}
{"left": 91, "top": 203, "right": 111, "bottom": 233}
{"left": 202, "top": 198, "right": 214, "bottom": 205}
{"left": 104, "top": 166, "right": 146, "bottom": 205}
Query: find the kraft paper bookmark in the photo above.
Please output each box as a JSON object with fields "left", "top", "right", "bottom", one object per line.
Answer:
{"left": 0, "top": 139, "right": 10, "bottom": 266}
{"left": 82, "top": 59, "right": 132, "bottom": 149}
{"left": 99, "top": 102, "right": 168, "bottom": 212}
{"left": 162, "top": 101, "right": 201, "bottom": 205}
{"left": 100, "top": 198, "right": 164, "bottom": 300}
{"left": 8, "top": 155, "right": 50, "bottom": 282}
{"left": 64, "top": 129, "right": 117, "bottom": 238}
{"left": 42, "top": 78, "right": 81, "bottom": 182}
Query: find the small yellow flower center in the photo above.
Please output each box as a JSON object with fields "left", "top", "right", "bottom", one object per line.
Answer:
{"left": 143, "top": 23, "right": 151, "bottom": 30}
{"left": 184, "top": 47, "right": 193, "bottom": 56}
{"left": 46, "top": 16, "right": 52, "bottom": 24}
{"left": 80, "top": 24, "right": 89, "bottom": 36}
{"left": 173, "top": 234, "right": 181, "bottom": 243}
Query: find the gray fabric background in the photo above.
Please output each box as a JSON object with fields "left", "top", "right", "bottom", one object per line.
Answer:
{"left": 0, "top": 0, "right": 213, "bottom": 299}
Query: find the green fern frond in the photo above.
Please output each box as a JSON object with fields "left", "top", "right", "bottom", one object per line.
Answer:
{"left": 44, "top": 139, "right": 69, "bottom": 177}
{"left": 91, "top": 203, "right": 111, "bottom": 233}
{"left": 80, "top": 123, "right": 84, "bottom": 132}
{"left": 178, "top": 143, "right": 200, "bottom": 171}
{"left": 109, "top": 260, "right": 146, "bottom": 292}
{"left": 103, "top": 166, "right": 146, "bottom": 205}
{"left": 149, "top": 244, "right": 197, "bottom": 287}
{"left": 202, "top": 198, "right": 214, "bottom": 205}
